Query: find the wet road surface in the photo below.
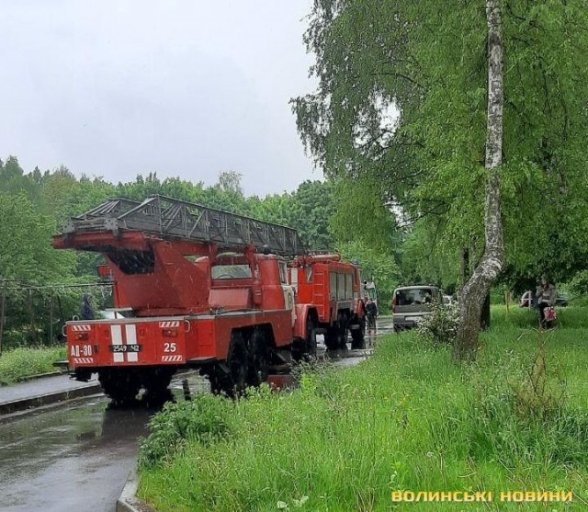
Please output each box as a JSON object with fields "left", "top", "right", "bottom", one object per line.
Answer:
{"left": 0, "top": 396, "right": 146, "bottom": 512}
{"left": 0, "top": 318, "right": 394, "bottom": 512}
{"left": 323, "top": 316, "right": 394, "bottom": 367}
{"left": 0, "top": 373, "right": 208, "bottom": 512}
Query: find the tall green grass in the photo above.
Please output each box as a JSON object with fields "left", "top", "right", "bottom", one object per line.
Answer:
{"left": 0, "top": 346, "right": 66, "bottom": 385}
{"left": 139, "top": 307, "right": 588, "bottom": 511}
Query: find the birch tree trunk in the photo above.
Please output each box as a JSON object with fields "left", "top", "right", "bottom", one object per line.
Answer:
{"left": 454, "top": 0, "right": 505, "bottom": 360}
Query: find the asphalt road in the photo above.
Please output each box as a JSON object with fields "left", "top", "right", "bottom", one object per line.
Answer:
{"left": 0, "top": 317, "right": 394, "bottom": 512}
{"left": 0, "top": 396, "right": 145, "bottom": 512}
{"left": 0, "top": 372, "right": 207, "bottom": 512}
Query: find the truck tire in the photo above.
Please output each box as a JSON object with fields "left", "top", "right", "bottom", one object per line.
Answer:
{"left": 208, "top": 367, "right": 229, "bottom": 396}
{"left": 305, "top": 315, "right": 318, "bottom": 359}
{"left": 224, "top": 331, "right": 250, "bottom": 396}
{"left": 98, "top": 369, "right": 140, "bottom": 405}
{"left": 351, "top": 318, "right": 366, "bottom": 349}
{"left": 324, "top": 326, "right": 340, "bottom": 350}
{"left": 337, "top": 312, "right": 349, "bottom": 350}
{"left": 248, "top": 328, "right": 269, "bottom": 386}
{"left": 325, "top": 314, "right": 348, "bottom": 351}
{"left": 143, "top": 368, "right": 174, "bottom": 405}
{"left": 208, "top": 332, "right": 250, "bottom": 397}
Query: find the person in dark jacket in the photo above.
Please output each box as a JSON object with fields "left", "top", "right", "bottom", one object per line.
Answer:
{"left": 365, "top": 297, "right": 378, "bottom": 335}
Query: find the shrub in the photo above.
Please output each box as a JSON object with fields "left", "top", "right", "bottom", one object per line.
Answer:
{"left": 138, "top": 394, "right": 235, "bottom": 469}
{"left": 416, "top": 302, "right": 459, "bottom": 344}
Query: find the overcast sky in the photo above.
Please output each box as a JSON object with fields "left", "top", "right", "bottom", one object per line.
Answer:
{"left": 1, "top": 1, "right": 320, "bottom": 196}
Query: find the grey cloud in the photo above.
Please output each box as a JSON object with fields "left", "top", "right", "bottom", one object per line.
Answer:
{"left": 0, "top": 0, "right": 319, "bottom": 195}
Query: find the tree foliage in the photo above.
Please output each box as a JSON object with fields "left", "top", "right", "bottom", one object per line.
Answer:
{"left": 293, "top": 0, "right": 588, "bottom": 290}
{"left": 330, "top": 176, "right": 398, "bottom": 253}
{"left": 0, "top": 192, "right": 76, "bottom": 284}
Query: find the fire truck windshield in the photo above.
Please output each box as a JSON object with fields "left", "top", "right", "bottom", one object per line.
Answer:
{"left": 211, "top": 264, "right": 252, "bottom": 280}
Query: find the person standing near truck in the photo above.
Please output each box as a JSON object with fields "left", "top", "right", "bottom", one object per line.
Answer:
{"left": 365, "top": 297, "right": 378, "bottom": 335}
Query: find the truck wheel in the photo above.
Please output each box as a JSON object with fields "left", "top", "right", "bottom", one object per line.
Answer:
{"left": 324, "top": 327, "right": 340, "bottom": 350}
{"left": 337, "top": 313, "right": 349, "bottom": 350}
{"left": 143, "top": 369, "right": 174, "bottom": 405}
{"left": 305, "top": 316, "right": 318, "bottom": 359}
{"left": 351, "top": 318, "right": 366, "bottom": 349}
{"left": 226, "top": 331, "right": 249, "bottom": 396}
{"left": 208, "top": 367, "right": 229, "bottom": 396}
{"left": 248, "top": 328, "right": 269, "bottom": 386}
{"left": 99, "top": 369, "right": 140, "bottom": 405}
{"left": 325, "top": 324, "right": 347, "bottom": 350}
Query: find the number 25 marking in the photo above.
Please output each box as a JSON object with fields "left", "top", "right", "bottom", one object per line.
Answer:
{"left": 164, "top": 342, "right": 177, "bottom": 353}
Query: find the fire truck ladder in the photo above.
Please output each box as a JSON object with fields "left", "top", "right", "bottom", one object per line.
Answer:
{"left": 61, "top": 195, "right": 306, "bottom": 256}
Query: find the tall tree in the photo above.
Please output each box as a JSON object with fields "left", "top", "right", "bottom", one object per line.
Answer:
{"left": 455, "top": 0, "right": 504, "bottom": 359}
{"left": 216, "top": 170, "right": 243, "bottom": 196}
{"left": 291, "top": 180, "right": 335, "bottom": 249}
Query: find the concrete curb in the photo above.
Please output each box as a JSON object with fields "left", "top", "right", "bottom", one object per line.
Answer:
{"left": 0, "top": 382, "right": 103, "bottom": 416}
{"left": 117, "top": 469, "right": 154, "bottom": 512}
{"left": 17, "top": 370, "right": 68, "bottom": 382}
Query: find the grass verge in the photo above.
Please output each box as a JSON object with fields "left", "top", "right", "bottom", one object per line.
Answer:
{"left": 0, "top": 346, "right": 66, "bottom": 385}
{"left": 139, "top": 306, "right": 588, "bottom": 511}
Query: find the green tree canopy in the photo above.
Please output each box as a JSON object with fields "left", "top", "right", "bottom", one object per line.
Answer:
{"left": 0, "top": 192, "right": 76, "bottom": 284}
{"left": 293, "top": 0, "right": 588, "bottom": 288}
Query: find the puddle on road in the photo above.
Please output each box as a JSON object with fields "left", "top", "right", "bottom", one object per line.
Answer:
{"left": 0, "top": 396, "right": 159, "bottom": 512}
{"left": 0, "top": 371, "right": 211, "bottom": 481}
{"left": 0, "top": 398, "right": 105, "bottom": 484}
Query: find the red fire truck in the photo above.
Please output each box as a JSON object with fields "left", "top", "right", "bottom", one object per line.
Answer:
{"left": 290, "top": 254, "right": 366, "bottom": 352}
{"left": 53, "top": 195, "right": 365, "bottom": 401}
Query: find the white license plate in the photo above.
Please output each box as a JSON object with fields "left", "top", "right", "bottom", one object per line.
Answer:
{"left": 110, "top": 344, "right": 142, "bottom": 353}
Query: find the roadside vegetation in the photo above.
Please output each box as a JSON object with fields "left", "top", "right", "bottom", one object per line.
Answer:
{"left": 0, "top": 346, "right": 66, "bottom": 385}
{"left": 138, "top": 306, "right": 588, "bottom": 511}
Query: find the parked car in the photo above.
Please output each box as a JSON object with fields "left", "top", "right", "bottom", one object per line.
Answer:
{"left": 519, "top": 290, "right": 535, "bottom": 308}
{"left": 391, "top": 285, "right": 442, "bottom": 332}
{"left": 519, "top": 291, "right": 569, "bottom": 308}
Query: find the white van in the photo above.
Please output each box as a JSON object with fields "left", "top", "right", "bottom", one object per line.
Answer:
{"left": 390, "top": 285, "right": 442, "bottom": 332}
